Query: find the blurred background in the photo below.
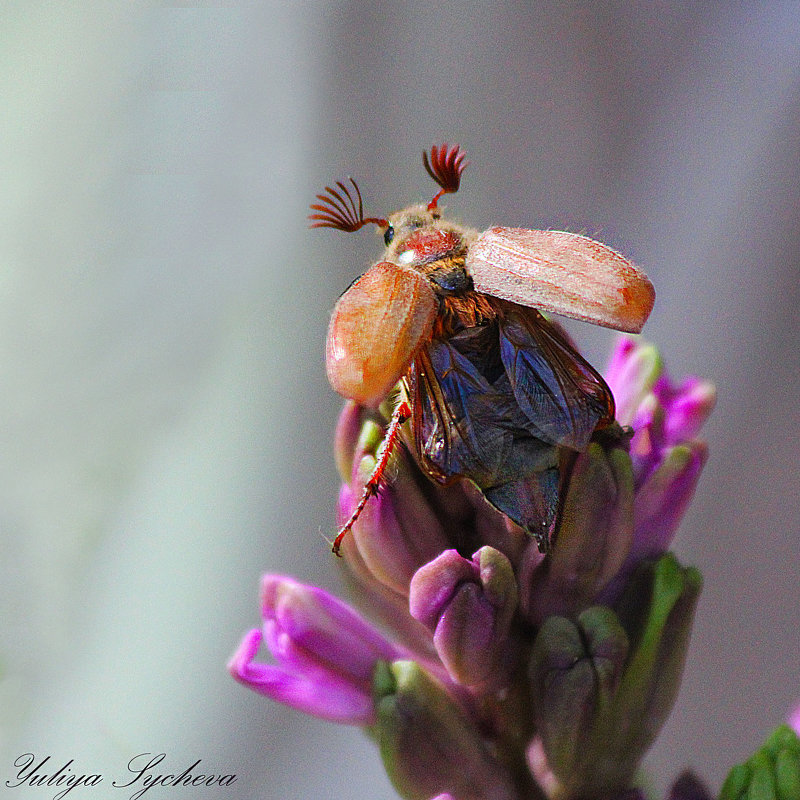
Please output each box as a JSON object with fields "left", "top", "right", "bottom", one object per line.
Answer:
{"left": 1, "top": 2, "right": 799, "bottom": 798}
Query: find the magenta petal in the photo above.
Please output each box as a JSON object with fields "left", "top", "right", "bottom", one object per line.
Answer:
{"left": 659, "top": 377, "right": 716, "bottom": 444}
{"left": 597, "top": 442, "right": 707, "bottom": 607}
{"left": 604, "top": 337, "right": 662, "bottom": 426}
{"left": 338, "top": 481, "right": 355, "bottom": 513}
{"left": 603, "top": 337, "right": 638, "bottom": 397}
{"left": 343, "top": 451, "right": 451, "bottom": 595}
{"left": 228, "top": 630, "right": 375, "bottom": 724}
{"left": 334, "top": 401, "right": 367, "bottom": 483}
{"left": 228, "top": 628, "right": 264, "bottom": 683}
{"left": 230, "top": 575, "right": 406, "bottom": 724}
{"left": 433, "top": 584, "right": 497, "bottom": 686}
{"left": 631, "top": 442, "right": 708, "bottom": 561}
{"left": 628, "top": 399, "right": 664, "bottom": 485}
{"left": 607, "top": 338, "right": 714, "bottom": 506}
{"left": 261, "top": 622, "right": 364, "bottom": 689}
{"left": 258, "top": 670, "right": 375, "bottom": 724}
{"left": 261, "top": 575, "right": 400, "bottom": 684}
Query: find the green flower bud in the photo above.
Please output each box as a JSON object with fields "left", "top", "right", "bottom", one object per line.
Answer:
{"left": 531, "top": 606, "right": 629, "bottom": 790}
{"left": 530, "top": 554, "right": 701, "bottom": 797}
{"left": 719, "top": 725, "right": 800, "bottom": 800}
{"left": 523, "top": 439, "right": 634, "bottom": 624}
{"left": 372, "top": 660, "right": 516, "bottom": 800}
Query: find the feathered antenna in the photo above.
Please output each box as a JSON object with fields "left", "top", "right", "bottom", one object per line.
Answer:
{"left": 423, "top": 143, "right": 468, "bottom": 211}
{"left": 309, "top": 178, "right": 388, "bottom": 232}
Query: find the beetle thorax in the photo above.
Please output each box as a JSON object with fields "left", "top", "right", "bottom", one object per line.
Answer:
{"left": 383, "top": 205, "right": 478, "bottom": 265}
{"left": 382, "top": 205, "right": 495, "bottom": 339}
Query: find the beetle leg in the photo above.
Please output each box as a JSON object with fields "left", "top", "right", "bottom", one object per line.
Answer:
{"left": 332, "top": 400, "right": 412, "bottom": 556}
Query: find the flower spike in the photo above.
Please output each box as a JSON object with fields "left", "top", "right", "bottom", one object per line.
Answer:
{"left": 309, "top": 177, "right": 388, "bottom": 232}
{"left": 423, "top": 143, "right": 468, "bottom": 211}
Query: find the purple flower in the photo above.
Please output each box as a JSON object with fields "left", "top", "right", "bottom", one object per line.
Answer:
{"left": 228, "top": 575, "right": 402, "bottom": 724}
{"left": 519, "top": 336, "right": 715, "bottom": 618}
{"left": 336, "top": 456, "right": 451, "bottom": 596}
{"left": 334, "top": 398, "right": 528, "bottom": 618}
{"left": 233, "top": 336, "right": 718, "bottom": 799}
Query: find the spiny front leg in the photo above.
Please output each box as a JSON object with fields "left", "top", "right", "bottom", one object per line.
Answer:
{"left": 332, "top": 400, "right": 412, "bottom": 556}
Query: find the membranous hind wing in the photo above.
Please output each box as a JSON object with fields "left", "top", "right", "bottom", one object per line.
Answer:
{"left": 497, "top": 303, "right": 614, "bottom": 452}
{"left": 407, "top": 321, "right": 564, "bottom": 546}
{"left": 408, "top": 324, "right": 531, "bottom": 487}
{"left": 407, "top": 307, "right": 614, "bottom": 549}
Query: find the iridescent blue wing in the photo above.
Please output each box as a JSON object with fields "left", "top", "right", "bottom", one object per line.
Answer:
{"left": 498, "top": 306, "right": 614, "bottom": 450}
{"left": 483, "top": 467, "right": 560, "bottom": 551}
{"left": 408, "top": 326, "right": 522, "bottom": 486}
{"left": 408, "top": 323, "right": 559, "bottom": 542}
{"left": 407, "top": 307, "right": 613, "bottom": 550}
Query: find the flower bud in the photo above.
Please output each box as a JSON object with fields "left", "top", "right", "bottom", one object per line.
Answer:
{"left": 228, "top": 575, "right": 401, "bottom": 724}
{"left": 522, "top": 438, "right": 634, "bottom": 624}
{"left": 604, "top": 336, "right": 715, "bottom": 485}
{"left": 335, "top": 399, "right": 452, "bottom": 596}
{"left": 529, "top": 607, "right": 629, "bottom": 795}
{"left": 530, "top": 554, "right": 701, "bottom": 797}
{"left": 604, "top": 337, "right": 662, "bottom": 425}
{"left": 339, "top": 445, "right": 450, "bottom": 595}
{"left": 334, "top": 400, "right": 369, "bottom": 483}
{"left": 657, "top": 375, "right": 717, "bottom": 444}
{"left": 373, "top": 660, "right": 516, "bottom": 800}
{"left": 669, "top": 771, "right": 712, "bottom": 800}
{"left": 612, "top": 554, "right": 702, "bottom": 747}
{"left": 598, "top": 337, "right": 715, "bottom": 602}
{"left": 601, "top": 440, "right": 709, "bottom": 605}
{"left": 631, "top": 441, "right": 708, "bottom": 561}
{"left": 409, "top": 547, "right": 518, "bottom": 690}
{"left": 719, "top": 725, "right": 800, "bottom": 800}
{"left": 629, "top": 380, "right": 715, "bottom": 487}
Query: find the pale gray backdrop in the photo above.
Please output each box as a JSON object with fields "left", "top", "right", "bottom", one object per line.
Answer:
{"left": 1, "top": 3, "right": 799, "bottom": 799}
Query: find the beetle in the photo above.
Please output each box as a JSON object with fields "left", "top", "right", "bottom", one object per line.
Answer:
{"left": 311, "top": 144, "right": 654, "bottom": 556}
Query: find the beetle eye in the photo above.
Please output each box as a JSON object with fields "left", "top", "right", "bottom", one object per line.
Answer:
{"left": 383, "top": 225, "right": 395, "bottom": 246}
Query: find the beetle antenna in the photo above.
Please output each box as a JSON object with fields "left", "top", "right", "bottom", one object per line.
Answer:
{"left": 423, "top": 143, "right": 468, "bottom": 211}
{"left": 309, "top": 177, "right": 388, "bottom": 232}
